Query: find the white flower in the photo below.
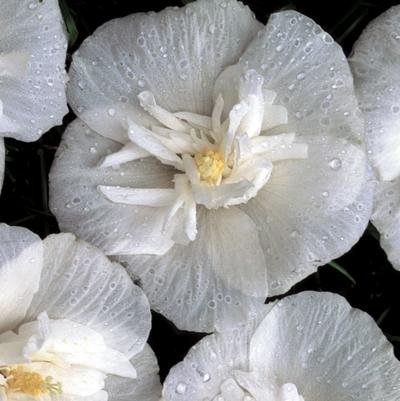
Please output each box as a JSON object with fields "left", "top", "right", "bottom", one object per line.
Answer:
{"left": 50, "top": 0, "right": 373, "bottom": 332}
{"left": 351, "top": 5, "right": 400, "bottom": 270}
{"left": 0, "top": 224, "right": 161, "bottom": 401}
{"left": 162, "top": 291, "right": 400, "bottom": 401}
{"left": 0, "top": 0, "right": 69, "bottom": 190}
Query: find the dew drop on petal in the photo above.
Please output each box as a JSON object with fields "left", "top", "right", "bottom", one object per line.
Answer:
{"left": 176, "top": 382, "right": 187, "bottom": 394}
{"left": 329, "top": 158, "right": 342, "bottom": 170}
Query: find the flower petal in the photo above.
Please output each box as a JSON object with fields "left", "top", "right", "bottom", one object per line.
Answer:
{"left": 371, "top": 179, "right": 400, "bottom": 270}
{"left": 105, "top": 345, "right": 161, "bottom": 401}
{"left": 0, "top": 0, "right": 68, "bottom": 141}
{"left": 117, "top": 207, "right": 268, "bottom": 333}
{"left": 23, "top": 233, "right": 151, "bottom": 359}
{"left": 249, "top": 292, "right": 400, "bottom": 401}
{"left": 99, "top": 143, "right": 150, "bottom": 169}
{"left": 67, "top": 0, "right": 261, "bottom": 137}
{"left": 239, "top": 135, "right": 374, "bottom": 296}
{"left": 0, "top": 224, "right": 43, "bottom": 333}
{"left": 49, "top": 119, "right": 176, "bottom": 256}
{"left": 350, "top": 6, "right": 400, "bottom": 180}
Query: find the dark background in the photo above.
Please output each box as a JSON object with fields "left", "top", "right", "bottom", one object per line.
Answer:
{"left": 1, "top": 0, "right": 399, "bottom": 381}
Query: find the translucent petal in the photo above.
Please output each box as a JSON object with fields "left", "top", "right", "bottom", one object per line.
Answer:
{"left": 371, "top": 178, "right": 400, "bottom": 270}
{"left": 49, "top": 119, "right": 176, "bottom": 256}
{"left": 249, "top": 292, "right": 400, "bottom": 401}
{"left": 117, "top": 207, "right": 268, "bottom": 333}
{"left": 23, "top": 233, "right": 151, "bottom": 359}
{"left": 0, "top": 224, "right": 43, "bottom": 333}
{"left": 67, "top": 0, "right": 261, "bottom": 137}
{"left": 239, "top": 135, "right": 374, "bottom": 296}
{"left": 105, "top": 345, "right": 161, "bottom": 401}
{"left": 0, "top": 0, "right": 68, "bottom": 141}
{"left": 350, "top": 5, "right": 400, "bottom": 180}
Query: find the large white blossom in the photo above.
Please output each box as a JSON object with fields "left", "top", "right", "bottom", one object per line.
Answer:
{"left": 0, "top": 223, "right": 161, "bottom": 401}
{"left": 162, "top": 291, "right": 400, "bottom": 401}
{"left": 0, "top": 0, "right": 69, "bottom": 190}
{"left": 351, "top": 5, "right": 400, "bottom": 270}
{"left": 50, "top": 0, "right": 374, "bottom": 332}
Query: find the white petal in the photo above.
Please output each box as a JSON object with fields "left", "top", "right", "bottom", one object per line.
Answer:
{"left": 117, "top": 207, "right": 268, "bottom": 332}
{"left": 192, "top": 180, "right": 253, "bottom": 209}
{"left": 0, "top": 0, "right": 68, "bottom": 141}
{"left": 127, "top": 119, "right": 183, "bottom": 168}
{"left": 105, "top": 345, "right": 161, "bottom": 401}
{"left": 261, "top": 104, "right": 288, "bottom": 131}
{"left": 0, "top": 341, "right": 27, "bottom": 365}
{"left": 22, "top": 318, "right": 137, "bottom": 378}
{"left": 249, "top": 292, "right": 400, "bottom": 401}
{"left": 23, "top": 233, "right": 151, "bottom": 359}
{"left": 99, "top": 143, "right": 150, "bottom": 168}
{"left": 174, "top": 112, "right": 212, "bottom": 130}
{"left": 98, "top": 186, "right": 176, "bottom": 207}
{"left": 237, "top": 70, "right": 265, "bottom": 137}
{"left": 222, "top": 101, "right": 249, "bottom": 159}
{"left": 0, "top": 224, "right": 43, "bottom": 333}
{"left": 371, "top": 179, "right": 400, "bottom": 270}
{"left": 28, "top": 362, "right": 107, "bottom": 397}
{"left": 49, "top": 119, "right": 176, "bottom": 256}
{"left": 0, "top": 52, "right": 29, "bottom": 77}
{"left": 218, "top": 11, "right": 363, "bottom": 143}
{"left": 68, "top": 0, "right": 261, "bottom": 136}
{"left": 350, "top": 6, "right": 400, "bottom": 180}
{"left": 138, "top": 91, "right": 189, "bottom": 132}
{"left": 239, "top": 135, "right": 374, "bottom": 296}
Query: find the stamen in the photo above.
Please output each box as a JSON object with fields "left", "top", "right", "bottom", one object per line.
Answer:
{"left": 0, "top": 366, "right": 62, "bottom": 397}
{"left": 194, "top": 149, "right": 224, "bottom": 185}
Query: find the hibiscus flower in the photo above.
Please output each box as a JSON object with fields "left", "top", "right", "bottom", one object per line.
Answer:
{"left": 50, "top": 0, "right": 373, "bottom": 332}
{"left": 351, "top": 5, "right": 400, "bottom": 270}
{"left": 0, "top": 0, "right": 68, "bottom": 191}
{"left": 0, "top": 224, "right": 160, "bottom": 401}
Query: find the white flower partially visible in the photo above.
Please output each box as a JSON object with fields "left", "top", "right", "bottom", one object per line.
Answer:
{"left": 50, "top": 0, "right": 374, "bottom": 332}
{"left": 0, "top": 0, "right": 68, "bottom": 191}
{"left": 162, "top": 292, "right": 400, "bottom": 401}
{"left": 351, "top": 5, "right": 400, "bottom": 270}
{"left": 0, "top": 224, "right": 161, "bottom": 401}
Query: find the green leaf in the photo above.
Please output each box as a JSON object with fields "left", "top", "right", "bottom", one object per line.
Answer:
{"left": 328, "top": 261, "right": 356, "bottom": 285}
{"left": 58, "top": 0, "right": 78, "bottom": 47}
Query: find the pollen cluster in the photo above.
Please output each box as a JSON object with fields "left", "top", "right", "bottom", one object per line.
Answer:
{"left": 194, "top": 149, "right": 224, "bottom": 185}
{"left": 0, "top": 366, "right": 62, "bottom": 397}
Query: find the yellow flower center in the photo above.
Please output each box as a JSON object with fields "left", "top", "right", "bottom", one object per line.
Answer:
{"left": 0, "top": 366, "right": 62, "bottom": 397}
{"left": 194, "top": 149, "right": 224, "bottom": 185}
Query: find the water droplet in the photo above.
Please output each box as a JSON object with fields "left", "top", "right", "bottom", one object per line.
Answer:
{"left": 108, "top": 108, "right": 116, "bottom": 117}
{"left": 176, "top": 382, "right": 187, "bottom": 394}
{"left": 329, "top": 158, "right": 342, "bottom": 170}
{"left": 28, "top": 1, "right": 38, "bottom": 9}
{"left": 138, "top": 79, "right": 146, "bottom": 88}
{"left": 202, "top": 373, "right": 210, "bottom": 382}
{"left": 78, "top": 80, "right": 86, "bottom": 90}
{"left": 296, "top": 72, "right": 306, "bottom": 80}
